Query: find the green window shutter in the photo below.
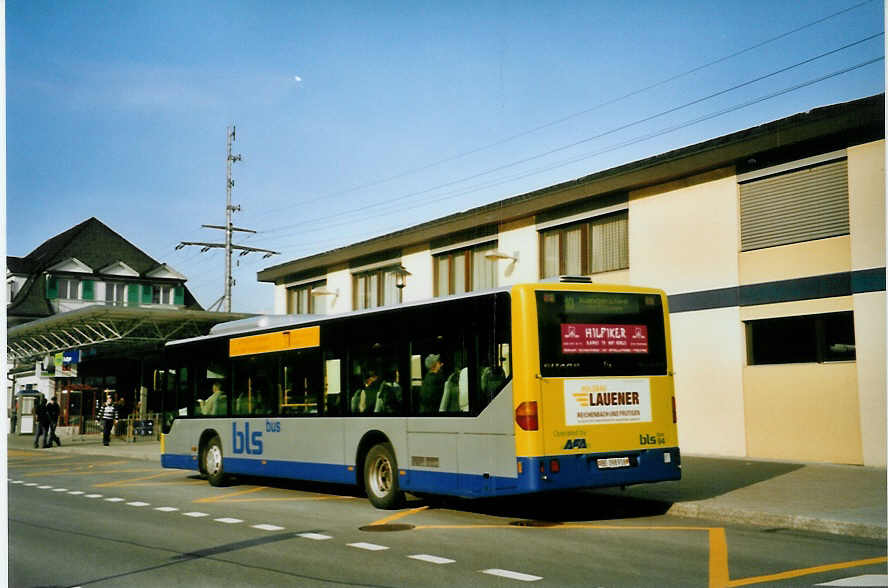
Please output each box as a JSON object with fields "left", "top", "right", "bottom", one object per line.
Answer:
{"left": 141, "top": 284, "right": 153, "bottom": 304}
{"left": 174, "top": 286, "right": 184, "bottom": 305}
{"left": 82, "top": 280, "right": 94, "bottom": 300}
{"left": 127, "top": 283, "right": 139, "bottom": 306}
{"left": 46, "top": 276, "right": 58, "bottom": 299}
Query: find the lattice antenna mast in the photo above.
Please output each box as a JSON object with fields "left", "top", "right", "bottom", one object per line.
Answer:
{"left": 176, "top": 125, "right": 280, "bottom": 312}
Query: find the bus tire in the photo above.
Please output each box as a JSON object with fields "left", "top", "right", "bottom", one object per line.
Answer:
{"left": 364, "top": 443, "right": 403, "bottom": 510}
{"left": 202, "top": 436, "right": 226, "bottom": 487}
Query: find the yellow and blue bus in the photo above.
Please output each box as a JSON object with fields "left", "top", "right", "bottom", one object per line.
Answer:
{"left": 160, "top": 278, "right": 680, "bottom": 509}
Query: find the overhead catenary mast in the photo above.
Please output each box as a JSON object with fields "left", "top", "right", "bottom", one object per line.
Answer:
{"left": 177, "top": 125, "right": 279, "bottom": 312}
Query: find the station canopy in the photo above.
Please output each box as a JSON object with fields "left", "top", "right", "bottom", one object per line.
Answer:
{"left": 7, "top": 306, "right": 251, "bottom": 362}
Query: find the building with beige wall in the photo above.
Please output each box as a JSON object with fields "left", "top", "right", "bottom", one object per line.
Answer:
{"left": 259, "top": 94, "right": 886, "bottom": 467}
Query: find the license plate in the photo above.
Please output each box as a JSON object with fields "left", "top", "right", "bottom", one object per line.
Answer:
{"left": 597, "top": 457, "right": 630, "bottom": 469}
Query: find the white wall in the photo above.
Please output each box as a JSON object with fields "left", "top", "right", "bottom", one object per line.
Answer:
{"left": 401, "top": 249, "right": 433, "bottom": 303}
{"left": 497, "top": 220, "right": 539, "bottom": 285}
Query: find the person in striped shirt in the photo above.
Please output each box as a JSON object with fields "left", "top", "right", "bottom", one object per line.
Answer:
{"left": 99, "top": 393, "right": 118, "bottom": 446}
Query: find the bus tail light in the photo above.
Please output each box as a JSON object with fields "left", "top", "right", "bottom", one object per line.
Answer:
{"left": 672, "top": 397, "right": 678, "bottom": 423}
{"left": 515, "top": 401, "right": 539, "bottom": 431}
{"left": 549, "top": 459, "right": 560, "bottom": 474}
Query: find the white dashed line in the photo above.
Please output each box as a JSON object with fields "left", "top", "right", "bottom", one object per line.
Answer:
{"left": 68, "top": 491, "right": 84, "bottom": 495}
{"left": 183, "top": 512, "right": 209, "bottom": 518}
{"left": 24, "top": 483, "right": 38, "bottom": 487}
{"left": 155, "top": 506, "right": 179, "bottom": 512}
{"left": 84, "top": 494, "right": 103, "bottom": 498}
{"left": 298, "top": 533, "right": 332, "bottom": 541}
{"left": 127, "top": 501, "right": 150, "bottom": 507}
{"left": 12, "top": 480, "right": 23, "bottom": 484}
{"left": 408, "top": 554, "right": 455, "bottom": 565}
{"left": 214, "top": 517, "right": 243, "bottom": 524}
{"left": 105, "top": 497, "right": 125, "bottom": 502}
{"left": 52, "top": 488, "right": 69, "bottom": 492}
{"left": 252, "top": 524, "right": 285, "bottom": 531}
{"left": 481, "top": 569, "right": 543, "bottom": 582}
{"left": 348, "top": 542, "right": 389, "bottom": 551}
{"left": 37, "top": 485, "right": 52, "bottom": 489}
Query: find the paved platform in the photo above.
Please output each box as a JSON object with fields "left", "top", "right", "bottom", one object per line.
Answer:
{"left": 6, "top": 432, "right": 886, "bottom": 540}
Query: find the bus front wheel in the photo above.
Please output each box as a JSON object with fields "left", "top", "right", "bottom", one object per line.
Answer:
{"left": 202, "top": 436, "right": 226, "bottom": 487}
{"left": 364, "top": 443, "right": 404, "bottom": 509}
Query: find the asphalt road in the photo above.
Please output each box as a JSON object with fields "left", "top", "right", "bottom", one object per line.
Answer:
{"left": 8, "top": 450, "right": 887, "bottom": 587}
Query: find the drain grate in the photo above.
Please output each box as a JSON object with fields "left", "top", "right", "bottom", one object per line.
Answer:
{"left": 359, "top": 523, "right": 416, "bottom": 532}
{"left": 509, "top": 520, "right": 561, "bottom": 528}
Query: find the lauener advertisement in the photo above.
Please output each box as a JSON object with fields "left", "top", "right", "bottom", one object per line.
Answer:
{"left": 564, "top": 379, "right": 652, "bottom": 425}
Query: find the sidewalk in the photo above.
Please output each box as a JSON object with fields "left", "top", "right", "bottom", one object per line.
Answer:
{"left": 7, "top": 432, "right": 886, "bottom": 540}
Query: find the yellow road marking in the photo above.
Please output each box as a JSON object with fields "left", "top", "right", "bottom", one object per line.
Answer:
{"left": 94, "top": 471, "right": 183, "bottom": 488}
{"left": 221, "top": 495, "right": 358, "bottom": 503}
{"left": 195, "top": 486, "right": 269, "bottom": 503}
{"left": 726, "top": 555, "right": 888, "bottom": 587}
{"left": 708, "top": 527, "right": 730, "bottom": 588}
{"left": 369, "top": 506, "right": 428, "bottom": 527}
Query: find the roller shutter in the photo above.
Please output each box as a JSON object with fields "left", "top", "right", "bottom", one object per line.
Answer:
{"left": 739, "top": 158, "right": 848, "bottom": 252}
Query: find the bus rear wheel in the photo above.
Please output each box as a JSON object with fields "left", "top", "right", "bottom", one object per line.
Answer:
{"left": 364, "top": 443, "right": 403, "bottom": 509}
{"left": 202, "top": 436, "right": 226, "bottom": 487}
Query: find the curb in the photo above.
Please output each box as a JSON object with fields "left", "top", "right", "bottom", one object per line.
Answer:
{"left": 667, "top": 502, "right": 887, "bottom": 540}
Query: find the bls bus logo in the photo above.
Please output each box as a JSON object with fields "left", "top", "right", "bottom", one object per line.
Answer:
{"left": 639, "top": 433, "right": 666, "bottom": 446}
{"left": 232, "top": 422, "right": 263, "bottom": 455}
{"left": 563, "top": 438, "right": 587, "bottom": 450}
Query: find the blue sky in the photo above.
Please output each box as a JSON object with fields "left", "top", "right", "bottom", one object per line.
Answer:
{"left": 6, "top": 0, "right": 885, "bottom": 313}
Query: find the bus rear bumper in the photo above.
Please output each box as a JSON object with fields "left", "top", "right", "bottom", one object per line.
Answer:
{"left": 517, "top": 447, "right": 681, "bottom": 493}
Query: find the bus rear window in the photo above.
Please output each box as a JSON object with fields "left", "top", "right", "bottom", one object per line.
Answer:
{"left": 537, "top": 291, "right": 667, "bottom": 377}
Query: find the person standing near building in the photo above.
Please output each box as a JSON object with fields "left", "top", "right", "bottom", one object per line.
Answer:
{"left": 33, "top": 396, "right": 50, "bottom": 448}
{"left": 99, "top": 394, "right": 118, "bottom": 446}
{"left": 46, "top": 396, "right": 62, "bottom": 447}
{"left": 10, "top": 396, "right": 18, "bottom": 435}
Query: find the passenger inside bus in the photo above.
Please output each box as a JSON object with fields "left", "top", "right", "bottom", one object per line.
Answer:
{"left": 419, "top": 354, "right": 446, "bottom": 413}
{"left": 374, "top": 369, "right": 402, "bottom": 414}
{"left": 351, "top": 369, "right": 383, "bottom": 414}
{"left": 198, "top": 381, "right": 225, "bottom": 415}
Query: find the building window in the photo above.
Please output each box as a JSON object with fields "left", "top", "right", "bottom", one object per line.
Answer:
{"left": 540, "top": 211, "right": 628, "bottom": 278}
{"left": 153, "top": 285, "right": 174, "bottom": 305}
{"left": 287, "top": 282, "right": 327, "bottom": 314}
{"left": 746, "top": 311, "right": 856, "bottom": 365}
{"left": 434, "top": 242, "right": 498, "bottom": 297}
{"left": 105, "top": 282, "right": 127, "bottom": 306}
{"left": 739, "top": 157, "right": 848, "bottom": 251}
{"left": 57, "top": 278, "right": 80, "bottom": 300}
{"left": 354, "top": 267, "right": 402, "bottom": 310}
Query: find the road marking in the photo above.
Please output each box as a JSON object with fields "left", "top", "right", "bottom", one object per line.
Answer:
{"left": 253, "top": 524, "right": 286, "bottom": 531}
{"left": 183, "top": 511, "right": 209, "bottom": 518}
{"left": 348, "top": 542, "right": 389, "bottom": 551}
{"left": 52, "top": 488, "right": 69, "bottom": 492}
{"left": 195, "top": 486, "right": 268, "bottom": 503}
{"left": 104, "top": 497, "right": 125, "bottom": 502}
{"left": 94, "top": 470, "right": 182, "bottom": 488}
{"left": 11, "top": 480, "right": 23, "bottom": 484}
{"left": 727, "top": 556, "right": 888, "bottom": 587}
{"left": 481, "top": 569, "right": 542, "bottom": 582}
{"left": 155, "top": 506, "right": 179, "bottom": 512}
{"left": 370, "top": 506, "right": 428, "bottom": 527}
{"left": 68, "top": 491, "right": 84, "bottom": 495}
{"left": 816, "top": 576, "right": 888, "bottom": 586}
{"left": 408, "top": 554, "right": 455, "bottom": 565}
{"left": 127, "top": 501, "right": 150, "bottom": 507}
{"left": 709, "top": 527, "right": 730, "bottom": 588}
{"left": 214, "top": 517, "right": 244, "bottom": 524}
{"left": 37, "top": 485, "right": 52, "bottom": 489}
{"left": 84, "top": 494, "right": 103, "bottom": 498}
{"left": 23, "top": 483, "right": 37, "bottom": 487}
{"left": 298, "top": 533, "right": 332, "bottom": 541}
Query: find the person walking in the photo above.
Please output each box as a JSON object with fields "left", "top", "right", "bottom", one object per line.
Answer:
{"left": 99, "top": 394, "right": 118, "bottom": 446}
{"left": 46, "top": 396, "right": 62, "bottom": 447}
{"left": 33, "top": 396, "right": 50, "bottom": 448}
{"left": 10, "top": 397, "right": 18, "bottom": 435}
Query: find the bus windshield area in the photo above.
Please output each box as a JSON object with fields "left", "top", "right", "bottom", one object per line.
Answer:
{"left": 536, "top": 291, "right": 667, "bottom": 377}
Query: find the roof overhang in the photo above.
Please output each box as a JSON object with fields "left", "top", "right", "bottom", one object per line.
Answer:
{"left": 257, "top": 94, "right": 885, "bottom": 284}
{"left": 7, "top": 305, "right": 251, "bottom": 362}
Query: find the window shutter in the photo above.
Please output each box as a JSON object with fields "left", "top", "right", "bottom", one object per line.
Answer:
{"left": 141, "top": 284, "right": 153, "bottom": 304}
{"left": 82, "top": 280, "right": 95, "bottom": 300}
{"left": 127, "top": 283, "right": 139, "bottom": 306}
{"left": 740, "top": 159, "right": 849, "bottom": 251}
{"left": 174, "top": 286, "right": 184, "bottom": 305}
{"left": 46, "top": 276, "right": 58, "bottom": 299}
